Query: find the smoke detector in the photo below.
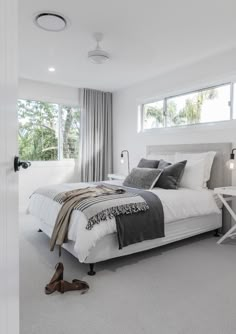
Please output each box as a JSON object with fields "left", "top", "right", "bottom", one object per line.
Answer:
{"left": 88, "top": 33, "right": 110, "bottom": 64}
{"left": 34, "top": 12, "right": 67, "bottom": 32}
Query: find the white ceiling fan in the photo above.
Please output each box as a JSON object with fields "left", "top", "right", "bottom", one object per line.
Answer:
{"left": 88, "top": 33, "right": 110, "bottom": 64}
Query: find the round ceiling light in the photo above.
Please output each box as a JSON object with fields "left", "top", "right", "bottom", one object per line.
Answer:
{"left": 34, "top": 12, "right": 67, "bottom": 32}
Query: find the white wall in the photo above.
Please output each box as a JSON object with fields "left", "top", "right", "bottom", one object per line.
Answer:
{"left": 19, "top": 160, "right": 79, "bottom": 210}
{"left": 113, "top": 48, "right": 236, "bottom": 183}
{"left": 19, "top": 78, "right": 79, "bottom": 105}
{"left": 18, "top": 79, "right": 80, "bottom": 211}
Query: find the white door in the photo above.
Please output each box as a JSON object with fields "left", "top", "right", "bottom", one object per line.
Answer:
{"left": 0, "top": 0, "right": 19, "bottom": 333}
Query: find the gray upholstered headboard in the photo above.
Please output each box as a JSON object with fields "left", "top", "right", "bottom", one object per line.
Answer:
{"left": 146, "top": 142, "right": 232, "bottom": 231}
{"left": 146, "top": 142, "right": 232, "bottom": 189}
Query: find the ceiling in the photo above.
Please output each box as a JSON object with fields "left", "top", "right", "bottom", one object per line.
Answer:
{"left": 19, "top": 0, "right": 236, "bottom": 92}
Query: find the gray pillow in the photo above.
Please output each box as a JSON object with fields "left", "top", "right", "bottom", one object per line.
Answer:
{"left": 155, "top": 160, "right": 187, "bottom": 189}
{"left": 158, "top": 159, "right": 172, "bottom": 169}
{"left": 137, "top": 158, "right": 159, "bottom": 169}
{"left": 123, "top": 168, "right": 162, "bottom": 189}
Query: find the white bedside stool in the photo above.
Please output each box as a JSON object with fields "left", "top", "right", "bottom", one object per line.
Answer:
{"left": 214, "top": 186, "right": 236, "bottom": 244}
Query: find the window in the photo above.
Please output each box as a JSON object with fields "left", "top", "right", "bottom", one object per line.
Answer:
{"left": 143, "top": 100, "right": 164, "bottom": 129}
{"left": 141, "top": 83, "right": 232, "bottom": 130}
{"left": 18, "top": 99, "right": 80, "bottom": 161}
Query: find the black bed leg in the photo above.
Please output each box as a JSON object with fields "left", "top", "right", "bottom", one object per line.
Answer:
{"left": 214, "top": 229, "right": 220, "bottom": 237}
{"left": 88, "top": 264, "right": 96, "bottom": 276}
{"left": 38, "top": 229, "right": 42, "bottom": 232}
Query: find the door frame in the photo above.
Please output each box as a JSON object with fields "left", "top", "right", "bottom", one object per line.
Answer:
{"left": 0, "top": 0, "right": 19, "bottom": 333}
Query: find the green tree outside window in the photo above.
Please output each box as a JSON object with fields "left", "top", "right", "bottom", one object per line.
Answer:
{"left": 18, "top": 99, "right": 80, "bottom": 161}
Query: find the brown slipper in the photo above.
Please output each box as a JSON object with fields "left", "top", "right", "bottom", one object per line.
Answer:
{"left": 72, "top": 279, "right": 89, "bottom": 294}
{"left": 45, "top": 263, "right": 64, "bottom": 294}
{"left": 60, "top": 279, "right": 89, "bottom": 294}
{"left": 45, "top": 280, "right": 61, "bottom": 295}
{"left": 49, "top": 262, "right": 64, "bottom": 284}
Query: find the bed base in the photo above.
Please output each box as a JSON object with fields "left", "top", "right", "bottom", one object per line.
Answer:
{"left": 36, "top": 228, "right": 221, "bottom": 277}
{"left": 33, "top": 213, "right": 222, "bottom": 275}
{"left": 80, "top": 228, "right": 221, "bottom": 277}
{"left": 85, "top": 228, "right": 220, "bottom": 276}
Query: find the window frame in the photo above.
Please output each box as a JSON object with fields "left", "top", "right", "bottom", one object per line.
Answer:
{"left": 142, "top": 99, "right": 165, "bottom": 130}
{"left": 140, "top": 82, "right": 234, "bottom": 131}
{"left": 18, "top": 98, "right": 80, "bottom": 162}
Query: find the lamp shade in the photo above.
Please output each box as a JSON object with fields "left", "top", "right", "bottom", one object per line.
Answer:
{"left": 226, "top": 159, "right": 236, "bottom": 170}
{"left": 120, "top": 150, "right": 130, "bottom": 174}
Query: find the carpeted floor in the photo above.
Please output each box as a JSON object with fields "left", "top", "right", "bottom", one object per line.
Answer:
{"left": 20, "top": 213, "right": 236, "bottom": 334}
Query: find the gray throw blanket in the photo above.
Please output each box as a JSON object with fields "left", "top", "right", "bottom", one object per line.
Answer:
{"left": 116, "top": 186, "right": 164, "bottom": 249}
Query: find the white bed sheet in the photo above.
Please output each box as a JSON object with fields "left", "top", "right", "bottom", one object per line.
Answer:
{"left": 27, "top": 181, "right": 220, "bottom": 262}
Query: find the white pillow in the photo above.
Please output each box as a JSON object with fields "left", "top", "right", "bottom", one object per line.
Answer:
{"left": 179, "top": 159, "right": 206, "bottom": 190}
{"left": 175, "top": 151, "right": 216, "bottom": 187}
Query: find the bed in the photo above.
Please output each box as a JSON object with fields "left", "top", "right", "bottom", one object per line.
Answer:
{"left": 27, "top": 143, "right": 232, "bottom": 275}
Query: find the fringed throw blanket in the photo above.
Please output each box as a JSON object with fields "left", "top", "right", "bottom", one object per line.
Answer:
{"left": 33, "top": 184, "right": 149, "bottom": 251}
{"left": 33, "top": 183, "right": 165, "bottom": 252}
{"left": 116, "top": 187, "right": 164, "bottom": 249}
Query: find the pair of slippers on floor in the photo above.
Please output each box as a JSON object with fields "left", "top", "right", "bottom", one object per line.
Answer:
{"left": 45, "top": 262, "right": 89, "bottom": 295}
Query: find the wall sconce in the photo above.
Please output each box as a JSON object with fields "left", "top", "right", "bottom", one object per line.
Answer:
{"left": 120, "top": 150, "right": 130, "bottom": 174}
{"left": 226, "top": 148, "right": 236, "bottom": 170}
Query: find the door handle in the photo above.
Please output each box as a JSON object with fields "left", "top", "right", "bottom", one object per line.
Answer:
{"left": 14, "top": 156, "right": 31, "bottom": 172}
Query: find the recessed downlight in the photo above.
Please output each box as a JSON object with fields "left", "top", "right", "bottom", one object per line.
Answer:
{"left": 48, "top": 67, "right": 55, "bottom": 72}
{"left": 34, "top": 12, "right": 67, "bottom": 32}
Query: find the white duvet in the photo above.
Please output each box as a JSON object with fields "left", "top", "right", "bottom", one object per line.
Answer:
{"left": 27, "top": 181, "right": 220, "bottom": 262}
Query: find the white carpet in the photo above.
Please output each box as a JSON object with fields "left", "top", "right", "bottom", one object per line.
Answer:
{"left": 20, "top": 213, "right": 236, "bottom": 334}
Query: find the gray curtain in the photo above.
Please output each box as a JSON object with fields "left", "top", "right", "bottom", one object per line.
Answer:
{"left": 78, "top": 88, "right": 113, "bottom": 182}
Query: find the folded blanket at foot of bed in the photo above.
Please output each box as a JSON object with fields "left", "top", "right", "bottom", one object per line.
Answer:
{"left": 33, "top": 184, "right": 165, "bottom": 251}
{"left": 36, "top": 184, "right": 150, "bottom": 251}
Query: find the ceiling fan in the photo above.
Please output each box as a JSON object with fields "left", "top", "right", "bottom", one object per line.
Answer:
{"left": 88, "top": 33, "right": 110, "bottom": 64}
